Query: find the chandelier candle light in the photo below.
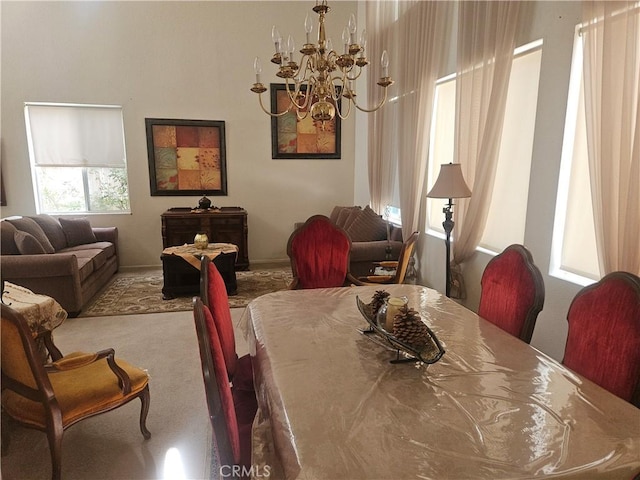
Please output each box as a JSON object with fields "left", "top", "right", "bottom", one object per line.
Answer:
{"left": 250, "top": 0, "right": 394, "bottom": 123}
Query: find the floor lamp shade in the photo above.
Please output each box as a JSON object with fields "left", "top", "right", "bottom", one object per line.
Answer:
{"left": 427, "top": 163, "right": 472, "bottom": 199}
{"left": 427, "top": 163, "right": 471, "bottom": 297}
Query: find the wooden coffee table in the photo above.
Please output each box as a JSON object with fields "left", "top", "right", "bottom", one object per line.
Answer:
{"left": 160, "top": 244, "right": 238, "bottom": 300}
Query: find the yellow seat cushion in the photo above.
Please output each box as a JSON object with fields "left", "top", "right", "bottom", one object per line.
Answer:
{"left": 2, "top": 355, "right": 149, "bottom": 429}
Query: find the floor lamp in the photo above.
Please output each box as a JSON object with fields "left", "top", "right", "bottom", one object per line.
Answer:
{"left": 427, "top": 163, "right": 471, "bottom": 297}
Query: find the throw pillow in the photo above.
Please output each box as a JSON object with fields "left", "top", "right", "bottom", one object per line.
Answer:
{"left": 14, "top": 230, "right": 46, "bottom": 255}
{"left": 7, "top": 217, "right": 55, "bottom": 253}
{"left": 335, "top": 206, "right": 361, "bottom": 229}
{"left": 29, "top": 214, "right": 68, "bottom": 251}
{"left": 343, "top": 208, "right": 362, "bottom": 231}
{"left": 59, "top": 217, "right": 97, "bottom": 247}
{"left": 330, "top": 206, "right": 349, "bottom": 224}
{"left": 346, "top": 206, "right": 388, "bottom": 242}
{"left": 0, "top": 221, "right": 20, "bottom": 255}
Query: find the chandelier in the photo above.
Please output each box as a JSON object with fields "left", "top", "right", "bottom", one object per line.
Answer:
{"left": 250, "top": 1, "right": 394, "bottom": 123}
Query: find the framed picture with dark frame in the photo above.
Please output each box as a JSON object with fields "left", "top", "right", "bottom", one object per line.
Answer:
{"left": 145, "top": 118, "right": 227, "bottom": 196}
{"left": 270, "top": 83, "right": 341, "bottom": 159}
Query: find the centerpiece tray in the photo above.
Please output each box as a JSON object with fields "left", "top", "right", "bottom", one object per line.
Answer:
{"left": 356, "top": 295, "right": 445, "bottom": 364}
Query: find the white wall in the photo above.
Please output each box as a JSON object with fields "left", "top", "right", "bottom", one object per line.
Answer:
{"left": 1, "top": 0, "right": 357, "bottom": 267}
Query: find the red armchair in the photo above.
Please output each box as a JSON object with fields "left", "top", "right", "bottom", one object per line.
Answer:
{"left": 562, "top": 271, "right": 640, "bottom": 406}
{"left": 287, "top": 215, "right": 360, "bottom": 289}
{"left": 200, "top": 256, "right": 254, "bottom": 393}
{"left": 192, "top": 297, "right": 255, "bottom": 472}
{"left": 478, "top": 244, "right": 545, "bottom": 343}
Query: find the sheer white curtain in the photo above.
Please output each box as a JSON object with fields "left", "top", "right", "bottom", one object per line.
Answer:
{"left": 451, "top": 2, "right": 522, "bottom": 284}
{"left": 366, "top": 1, "right": 396, "bottom": 215}
{"left": 581, "top": 1, "right": 640, "bottom": 275}
{"left": 396, "top": 1, "right": 452, "bottom": 240}
{"left": 366, "top": 0, "right": 452, "bottom": 238}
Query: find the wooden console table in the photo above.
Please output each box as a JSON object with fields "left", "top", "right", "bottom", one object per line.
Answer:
{"left": 161, "top": 207, "right": 249, "bottom": 270}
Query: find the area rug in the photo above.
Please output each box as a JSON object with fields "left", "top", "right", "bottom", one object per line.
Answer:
{"left": 79, "top": 267, "right": 292, "bottom": 317}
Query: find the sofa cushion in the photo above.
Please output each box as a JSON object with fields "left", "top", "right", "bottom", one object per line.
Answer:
{"left": 59, "top": 241, "right": 116, "bottom": 259}
{"left": 0, "top": 221, "right": 20, "bottom": 255}
{"left": 7, "top": 217, "right": 55, "bottom": 253}
{"left": 67, "top": 248, "right": 108, "bottom": 271}
{"left": 350, "top": 240, "right": 403, "bottom": 262}
{"left": 346, "top": 206, "right": 388, "bottom": 242}
{"left": 14, "top": 231, "right": 46, "bottom": 255}
{"left": 59, "top": 218, "right": 97, "bottom": 247}
{"left": 29, "top": 215, "right": 68, "bottom": 251}
{"left": 75, "top": 255, "right": 95, "bottom": 283}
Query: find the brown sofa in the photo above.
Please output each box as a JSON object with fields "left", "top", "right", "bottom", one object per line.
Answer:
{"left": 297, "top": 206, "right": 403, "bottom": 278}
{"left": 1, "top": 215, "right": 118, "bottom": 316}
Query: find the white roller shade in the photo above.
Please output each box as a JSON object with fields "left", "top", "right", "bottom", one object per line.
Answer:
{"left": 25, "top": 103, "right": 125, "bottom": 167}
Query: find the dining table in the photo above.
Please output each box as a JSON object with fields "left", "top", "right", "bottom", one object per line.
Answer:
{"left": 241, "top": 284, "right": 640, "bottom": 479}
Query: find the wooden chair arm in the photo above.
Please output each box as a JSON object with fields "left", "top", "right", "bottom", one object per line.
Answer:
{"left": 346, "top": 273, "right": 365, "bottom": 286}
{"left": 45, "top": 348, "right": 132, "bottom": 395}
{"left": 372, "top": 261, "right": 399, "bottom": 269}
{"left": 41, "top": 330, "right": 63, "bottom": 361}
{"left": 105, "top": 351, "right": 132, "bottom": 395}
{"left": 357, "top": 275, "right": 395, "bottom": 285}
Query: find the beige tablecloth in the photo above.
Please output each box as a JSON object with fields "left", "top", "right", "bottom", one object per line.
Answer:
{"left": 2, "top": 282, "right": 68, "bottom": 362}
{"left": 162, "top": 243, "right": 238, "bottom": 270}
{"left": 2, "top": 282, "right": 67, "bottom": 336}
{"left": 241, "top": 284, "right": 640, "bottom": 479}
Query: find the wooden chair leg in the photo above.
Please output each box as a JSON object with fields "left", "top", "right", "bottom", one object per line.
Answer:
{"left": 139, "top": 385, "right": 151, "bottom": 439}
{"left": 46, "top": 411, "right": 64, "bottom": 480}
{"left": 1, "top": 408, "right": 11, "bottom": 456}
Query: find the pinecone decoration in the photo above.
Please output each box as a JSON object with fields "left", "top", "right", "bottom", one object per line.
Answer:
{"left": 392, "top": 305, "right": 430, "bottom": 349}
{"left": 370, "top": 290, "right": 390, "bottom": 317}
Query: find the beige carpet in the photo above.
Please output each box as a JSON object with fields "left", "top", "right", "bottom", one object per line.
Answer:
{"left": 80, "top": 266, "right": 292, "bottom": 317}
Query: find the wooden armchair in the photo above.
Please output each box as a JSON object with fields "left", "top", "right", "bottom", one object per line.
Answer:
{"left": 0, "top": 304, "right": 151, "bottom": 480}
{"left": 358, "top": 232, "right": 419, "bottom": 285}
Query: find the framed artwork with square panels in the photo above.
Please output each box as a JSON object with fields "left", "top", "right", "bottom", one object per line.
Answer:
{"left": 270, "top": 84, "right": 341, "bottom": 159}
{"left": 145, "top": 118, "right": 227, "bottom": 196}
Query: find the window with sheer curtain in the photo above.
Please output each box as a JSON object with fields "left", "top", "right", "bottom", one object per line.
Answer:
{"left": 25, "top": 103, "right": 131, "bottom": 214}
{"left": 551, "top": 29, "right": 600, "bottom": 283}
{"left": 426, "top": 42, "right": 542, "bottom": 253}
{"left": 553, "top": 3, "right": 640, "bottom": 284}
{"left": 551, "top": 29, "right": 602, "bottom": 284}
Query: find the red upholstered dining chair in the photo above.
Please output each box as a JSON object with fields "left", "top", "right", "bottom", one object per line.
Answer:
{"left": 193, "top": 297, "right": 255, "bottom": 474}
{"left": 1, "top": 304, "right": 151, "bottom": 480}
{"left": 286, "top": 214, "right": 361, "bottom": 289}
{"left": 562, "top": 271, "right": 640, "bottom": 406}
{"left": 200, "top": 256, "right": 254, "bottom": 393}
{"left": 478, "top": 244, "right": 545, "bottom": 343}
{"left": 358, "top": 232, "right": 419, "bottom": 284}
